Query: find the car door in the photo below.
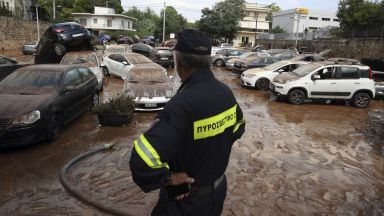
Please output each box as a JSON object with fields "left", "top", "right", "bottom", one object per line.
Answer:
{"left": 308, "top": 66, "right": 338, "bottom": 98}
{"left": 78, "top": 67, "right": 97, "bottom": 109}
{"left": 60, "top": 68, "right": 88, "bottom": 124}
{"left": 105, "top": 54, "right": 119, "bottom": 76}
{"left": 112, "top": 54, "right": 131, "bottom": 78}
{"left": 335, "top": 66, "right": 361, "bottom": 99}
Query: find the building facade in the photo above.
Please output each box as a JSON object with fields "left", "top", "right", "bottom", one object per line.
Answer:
{"left": 272, "top": 8, "right": 340, "bottom": 34}
{"left": 72, "top": 6, "right": 136, "bottom": 34}
{"left": 233, "top": 3, "right": 270, "bottom": 47}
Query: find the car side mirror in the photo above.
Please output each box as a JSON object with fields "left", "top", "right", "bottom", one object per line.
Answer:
{"left": 278, "top": 69, "right": 285, "bottom": 73}
{"left": 122, "top": 61, "right": 129, "bottom": 65}
{"left": 312, "top": 74, "right": 321, "bottom": 80}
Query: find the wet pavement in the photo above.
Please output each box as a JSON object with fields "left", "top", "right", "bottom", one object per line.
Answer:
{"left": 1, "top": 51, "right": 384, "bottom": 215}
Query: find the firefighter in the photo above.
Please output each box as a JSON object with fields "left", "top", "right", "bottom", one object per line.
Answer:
{"left": 129, "top": 29, "right": 245, "bottom": 216}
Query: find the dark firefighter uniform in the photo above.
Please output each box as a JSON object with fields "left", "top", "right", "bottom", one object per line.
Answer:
{"left": 129, "top": 29, "right": 245, "bottom": 216}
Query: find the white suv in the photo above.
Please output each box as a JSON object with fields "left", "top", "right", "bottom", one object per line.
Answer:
{"left": 241, "top": 60, "right": 309, "bottom": 90}
{"left": 270, "top": 60, "right": 375, "bottom": 108}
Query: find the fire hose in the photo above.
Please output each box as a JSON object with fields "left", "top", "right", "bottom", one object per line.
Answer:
{"left": 59, "top": 143, "right": 132, "bottom": 216}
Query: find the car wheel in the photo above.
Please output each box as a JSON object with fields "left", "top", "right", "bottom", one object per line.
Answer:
{"left": 255, "top": 78, "right": 270, "bottom": 91}
{"left": 102, "top": 67, "right": 110, "bottom": 76}
{"left": 54, "top": 43, "right": 66, "bottom": 56}
{"left": 215, "top": 59, "right": 225, "bottom": 67}
{"left": 352, "top": 92, "right": 370, "bottom": 108}
{"left": 288, "top": 89, "right": 306, "bottom": 105}
{"left": 47, "top": 115, "right": 63, "bottom": 142}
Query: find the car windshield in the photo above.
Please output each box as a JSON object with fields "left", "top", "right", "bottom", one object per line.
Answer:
{"left": 127, "top": 70, "right": 169, "bottom": 83}
{"left": 0, "top": 70, "right": 62, "bottom": 90}
{"left": 291, "top": 64, "right": 321, "bottom": 77}
{"left": 264, "top": 61, "right": 287, "bottom": 71}
{"left": 126, "top": 54, "right": 152, "bottom": 64}
{"left": 61, "top": 53, "right": 97, "bottom": 65}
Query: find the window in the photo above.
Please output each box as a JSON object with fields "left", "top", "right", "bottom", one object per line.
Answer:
{"left": 79, "top": 18, "right": 87, "bottom": 26}
{"left": 93, "top": 19, "right": 97, "bottom": 24}
{"left": 333, "top": 19, "right": 340, "bottom": 22}
{"left": 107, "top": 19, "right": 112, "bottom": 27}
{"left": 6, "top": 2, "right": 9, "bottom": 9}
{"left": 78, "top": 68, "right": 94, "bottom": 81}
{"left": 63, "top": 69, "right": 83, "bottom": 87}
{"left": 322, "top": 18, "right": 331, "bottom": 21}
{"left": 339, "top": 67, "right": 359, "bottom": 79}
{"left": 300, "top": 16, "right": 307, "bottom": 19}
{"left": 0, "top": 57, "right": 13, "bottom": 65}
{"left": 309, "top": 17, "right": 318, "bottom": 20}
{"left": 128, "top": 21, "right": 131, "bottom": 29}
{"left": 316, "top": 67, "right": 337, "bottom": 79}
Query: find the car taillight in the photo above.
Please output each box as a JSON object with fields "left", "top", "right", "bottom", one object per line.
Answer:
{"left": 54, "top": 28, "right": 66, "bottom": 33}
{"left": 369, "top": 68, "right": 373, "bottom": 79}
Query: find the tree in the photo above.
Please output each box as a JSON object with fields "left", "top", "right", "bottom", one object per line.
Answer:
{"left": 155, "top": 6, "right": 188, "bottom": 42}
{"left": 197, "top": 0, "right": 246, "bottom": 42}
{"left": 337, "top": 0, "right": 383, "bottom": 28}
{"left": 270, "top": 25, "right": 286, "bottom": 33}
{"left": 266, "top": 3, "right": 281, "bottom": 30}
{"left": 123, "top": 7, "right": 160, "bottom": 37}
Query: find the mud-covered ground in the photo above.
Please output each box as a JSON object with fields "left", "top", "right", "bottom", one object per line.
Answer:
{"left": 1, "top": 52, "right": 384, "bottom": 215}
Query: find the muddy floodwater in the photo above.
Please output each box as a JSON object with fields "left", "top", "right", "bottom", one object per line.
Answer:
{"left": 1, "top": 52, "right": 384, "bottom": 215}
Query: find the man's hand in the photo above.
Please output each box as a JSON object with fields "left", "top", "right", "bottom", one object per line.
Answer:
{"left": 166, "top": 172, "right": 194, "bottom": 200}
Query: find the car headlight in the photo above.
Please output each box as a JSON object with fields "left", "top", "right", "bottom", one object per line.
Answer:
{"left": 12, "top": 110, "right": 40, "bottom": 125}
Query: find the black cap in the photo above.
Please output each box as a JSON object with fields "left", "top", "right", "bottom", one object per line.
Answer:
{"left": 174, "top": 29, "right": 212, "bottom": 55}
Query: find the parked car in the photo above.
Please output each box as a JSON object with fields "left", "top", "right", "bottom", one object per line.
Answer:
{"left": 373, "top": 71, "right": 384, "bottom": 99}
{"left": 232, "top": 56, "right": 278, "bottom": 75}
{"left": 226, "top": 52, "right": 261, "bottom": 70}
{"left": 270, "top": 60, "right": 375, "bottom": 108}
{"left": 117, "top": 35, "right": 134, "bottom": 44}
{"left": 104, "top": 44, "right": 131, "bottom": 54}
{"left": 212, "top": 49, "right": 247, "bottom": 67}
{"left": 102, "top": 52, "right": 164, "bottom": 79}
{"left": 131, "top": 42, "right": 153, "bottom": 57}
{"left": 21, "top": 42, "right": 37, "bottom": 55}
{"left": 150, "top": 47, "right": 174, "bottom": 68}
{"left": 271, "top": 52, "right": 298, "bottom": 61}
{"left": 60, "top": 51, "right": 104, "bottom": 91}
{"left": 292, "top": 54, "right": 325, "bottom": 62}
{"left": 220, "top": 43, "right": 231, "bottom": 48}
{"left": 163, "top": 39, "right": 177, "bottom": 48}
{"left": 0, "top": 55, "right": 25, "bottom": 81}
{"left": 241, "top": 61, "right": 309, "bottom": 90}
{"left": 123, "top": 67, "right": 176, "bottom": 111}
{"left": 0, "top": 64, "right": 99, "bottom": 148}
{"left": 34, "top": 22, "right": 93, "bottom": 64}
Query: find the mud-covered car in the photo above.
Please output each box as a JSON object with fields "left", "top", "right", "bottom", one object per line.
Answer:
{"left": 102, "top": 52, "right": 163, "bottom": 79}
{"left": 373, "top": 71, "right": 384, "bottom": 99}
{"left": 226, "top": 52, "right": 261, "bottom": 70}
{"left": 0, "top": 65, "right": 99, "bottom": 148}
{"left": 60, "top": 51, "right": 104, "bottom": 91}
{"left": 233, "top": 56, "right": 278, "bottom": 75}
{"left": 34, "top": 22, "right": 93, "bottom": 64}
{"left": 149, "top": 47, "right": 174, "bottom": 68}
{"left": 123, "top": 67, "right": 176, "bottom": 111}
{"left": 104, "top": 44, "right": 131, "bottom": 54}
{"left": 131, "top": 43, "right": 153, "bottom": 57}
{"left": 0, "top": 55, "right": 25, "bottom": 81}
{"left": 212, "top": 49, "right": 247, "bottom": 67}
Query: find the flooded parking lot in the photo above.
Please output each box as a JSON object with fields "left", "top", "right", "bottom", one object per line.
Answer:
{"left": 0, "top": 52, "right": 384, "bottom": 215}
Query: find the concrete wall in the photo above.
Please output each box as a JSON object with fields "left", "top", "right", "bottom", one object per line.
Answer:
{"left": 256, "top": 38, "right": 384, "bottom": 70}
{"left": 0, "top": 17, "right": 50, "bottom": 52}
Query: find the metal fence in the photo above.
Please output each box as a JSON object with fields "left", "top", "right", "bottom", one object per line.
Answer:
{"left": 343, "top": 25, "right": 384, "bottom": 38}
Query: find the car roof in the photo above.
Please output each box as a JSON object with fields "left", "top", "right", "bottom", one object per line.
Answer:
{"left": 316, "top": 58, "right": 365, "bottom": 67}
{"left": 154, "top": 47, "right": 171, "bottom": 50}
{"left": 64, "top": 51, "right": 95, "bottom": 55}
{"left": 52, "top": 22, "right": 79, "bottom": 27}
{"left": 17, "top": 64, "right": 85, "bottom": 73}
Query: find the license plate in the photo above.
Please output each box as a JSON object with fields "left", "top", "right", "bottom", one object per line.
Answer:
{"left": 145, "top": 103, "right": 157, "bottom": 108}
{"left": 161, "top": 57, "right": 168, "bottom": 60}
{"left": 72, "top": 33, "right": 83, "bottom": 37}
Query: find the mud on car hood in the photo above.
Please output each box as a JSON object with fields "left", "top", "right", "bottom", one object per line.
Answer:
{"left": 124, "top": 81, "right": 174, "bottom": 98}
{"left": 0, "top": 92, "right": 57, "bottom": 118}
{"left": 273, "top": 72, "right": 300, "bottom": 83}
{"left": 243, "top": 67, "right": 267, "bottom": 75}
{"left": 131, "top": 63, "right": 164, "bottom": 73}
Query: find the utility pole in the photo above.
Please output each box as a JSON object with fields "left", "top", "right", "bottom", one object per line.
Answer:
{"left": 254, "top": 12, "right": 258, "bottom": 46}
{"left": 295, "top": 12, "right": 300, "bottom": 49}
{"left": 36, "top": 5, "right": 40, "bottom": 42}
{"left": 162, "top": 0, "right": 166, "bottom": 44}
{"left": 53, "top": 0, "right": 56, "bottom": 19}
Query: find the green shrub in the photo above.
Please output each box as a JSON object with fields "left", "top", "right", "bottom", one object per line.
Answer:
{"left": 91, "top": 94, "right": 136, "bottom": 114}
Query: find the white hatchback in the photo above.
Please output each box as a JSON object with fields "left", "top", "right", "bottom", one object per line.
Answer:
{"left": 270, "top": 61, "right": 375, "bottom": 108}
{"left": 241, "top": 61, "right": 309, "bottom": 91}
